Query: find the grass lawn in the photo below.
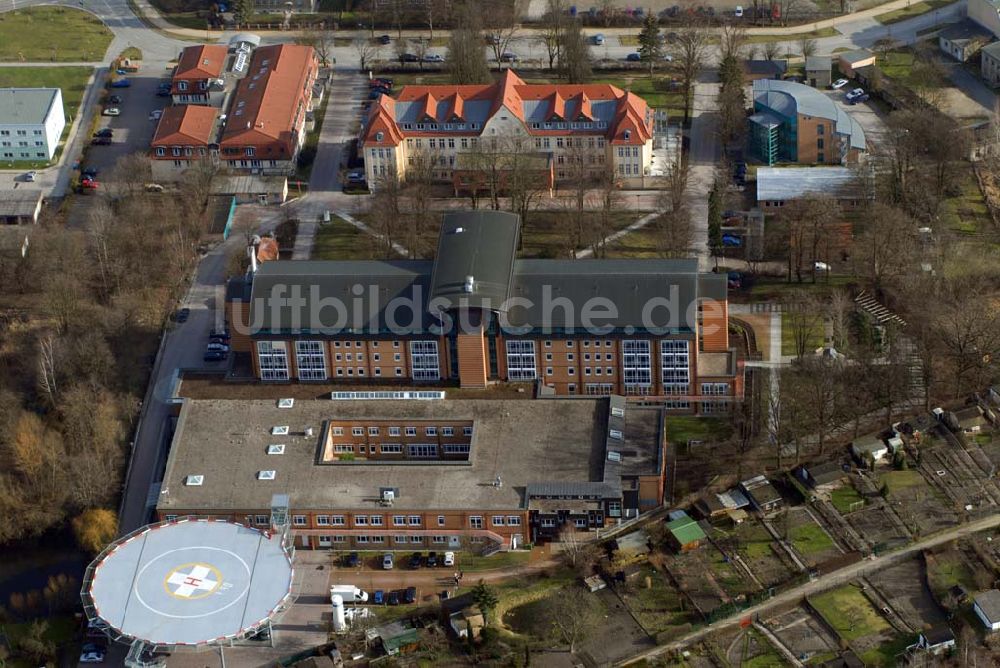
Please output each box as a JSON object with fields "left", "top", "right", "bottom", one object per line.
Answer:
{"left": 312, "top": 218, "right": 383, "bottom": 260}
{"left": 879, "top": 50, "right": 915, "bottom": 81}
{"left": 621, "top": 566, "right": 688, "bottom": 634}
{"left": 456, "top": 550, "right": 530, "bottom": 572}
{"left": 780, "top": 311, "right": 825, "bottom": 357}
{"left": 926, "top": 549, "right": 977, "bottom": 596}
{"left": 731, "top": 522, "right": 775, "bottom": 560}
{"left": 860, "top": 633, "right": 918, "bottom": 667}
{"left": 521, "top": 210, "right": 642, "bottom": 258}
{"left": 745, "top": 27, "right": 838, "bottom": 43}
{"left": 876, "top": 0, "right": 953, "bottom": 25}
{"left": 881, "top": 470, "right": 924, "bottom": 496}
{"left": 830, "top": 485, "right": 864, "bottom": 514}
{"left": 810, "top": 585, "right": 890, "bottom": 642}
{"left": 0, "top": 7, "right": 112, "bottom": 62}
{"left": 0, "top": 66, "right": 91, "bottom": 167}
{"left": 667, "top": 416, "right": 734, "bottom": 448}
{"left": 296, "top": 93, "right": 329, "bottom": 182}
{"left": 941, "top": 163, "right": 992, "bottom": 236}
{"left": 789, "top": 522, "right": 835, "bottom": 556}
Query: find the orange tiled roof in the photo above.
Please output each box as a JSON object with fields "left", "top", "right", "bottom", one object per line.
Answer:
{"left": 151, "top": 105, "right": 219, "bottom": 147}
{"left": 174, "top": 44, "right": 228, "bottom": 81}
{"left": 363, "top": 69, "right": 653, "bottom": 146}
{"left": 220, "top": 44, "right": 317, "bottom": 159}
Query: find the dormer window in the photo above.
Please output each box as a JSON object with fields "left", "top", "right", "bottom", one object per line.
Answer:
{"left": 178, "top": 81, "right": 188, "bottom": 91}
{"left": 624, "top": 130, "right": 631, "bottom": 140}
{"left": 246, "top": 147, "right": 255, "bottom": 157}
{"left": 376, "top": 131, "right": 384, "bottom": 141}
{"left": 200, "top": 81, "right": 208, "bottom": 90}
{"left": 155, "top": 147, "right": 165, "bottom": 156}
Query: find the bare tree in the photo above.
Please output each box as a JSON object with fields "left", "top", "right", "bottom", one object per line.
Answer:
{"left": 542, "top": 587, "right": 602, "bottom": 653}
{"left": 762, "top": 40, "right": 782, "bottom": 61}
{"left": 482, "top": 0, "right": 526, "bottom": 69}
{"left": 447, "top": 4, "right": 490, "bottom": 84}
{"left": 798, "top": 37, "right": 817, "bottom": 59}
{"left": 559, "top": 528, "right": 601, "bottom": 574}
{"left": 673, "top": 28, "right": 708, "bottom": 125}
{"left": 540, "top": 0, "right": 565, "bottom": 70}
{"left": 297, "top": 27, "right": 334, "bottom": 68}
{"left": 370, "top": 169, "right": 405, "bottom": 257}
{"left": 720, "top": 24, "right": 747, "bottom": 62}
{"left": 783, "top": 292, "right": 825, "bottom": 360}
{"left": 559, "top": 15, "right": 592, "bottom": 82}
{"left": 653, "top": 160, "right": 692, "bottom": 258}
{"left": 37, "top": 334, "right": 60, "bottom": 407}
{"left": 851, "top": 203, "right": 918, "bottom": 290}
{"left": 353, "top": 38, "right": 380, "bottom": 72}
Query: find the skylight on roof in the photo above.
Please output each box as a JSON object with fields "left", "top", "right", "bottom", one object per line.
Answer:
{"left": 611, "top": 407, "right": 625, "bottom": 418}
{"left": 607, "top": 451, "right": 622, "bottom": 463}
{"left": 272, "top": 426, "right": 289, "bottom": 435}
{"left": 609, "top": 429, "right": 624, "bottom": 440}
{"left": 185, "top": 475, "right": 204, "bottom": 486}
{"left": 277, "top": 398, "right": 294, "bottom": 409}
{"left": 257, "top": 470, "right": 276, "bottom": 481}
{"left": 267, "top": 444, "right": 286, "bottom": 455}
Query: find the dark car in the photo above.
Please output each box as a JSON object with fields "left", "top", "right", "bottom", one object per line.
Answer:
{"left": 175, "top": 307, "right": 190, "bottom": 323}
{"left": 408, "top": 553, "right": 423, "bottom": 569}
{"left": 157, "top": 81, "right": 171, "bottom": 90}
{"left": 156, "top": 89, "right": 171, "bottom": 97}
{"left": 722, "top": 234, "right": 742, "bottom": 247}
{"left": 848, "top": 93, "right": 870, "bottom": 105}
{"left": 211, "top": 329, "right": 231, "bottom": 341}
{"left": 378, "top": 34, "right": 391, "bottom": 44}
{"left": 500, "top": 52, "right": 518, "bottom": 62}
{"left": 387, "top": 590, "right": 400, "bottom": 605}
{"left": 401, "top": 53, "right": 420, "bottom": 62}
{"left": 373, "top": 589, "right": 384, "bottom": 604}
{"left": 371, "top": 77, "right": 393, "bottom": 88}
{"left": 426, "top": 551, "right": 439, "bottom": 567}
{"left": 110, "top": 78, "right": 131, "bottom": 88}
{"left": 343, "top": 551, "right": 360, "bottom": 567}
{"left": 82, "top": 166, "right": 98, "bottom": 178}
{"left": 108, "top": 94, "right": 123, "bottom": 104}
{"left": 403, "top": 586, "right": 417, "bottom": 604}
{"left": 91, "top": 136, "right": 112, "bottom": 145}
{"left": 204, "top": 350, "right": 226, "bottom": 362}
{"left": 94, "top": 128, "right": 113, "bottom": 138}
{"left": 626, "top": 52, "right": 641, "bottom": 62}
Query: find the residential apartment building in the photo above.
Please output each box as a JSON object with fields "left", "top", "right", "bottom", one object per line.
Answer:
{"left": 157, "top": 395, "right": 667, "bottom": 549}
{"left": 226, "top": 211, "right": 742, "bottom": 413}
{"left": 150, "top": 43, "right": 318, "bottom": 178}
{"left": 0, "top": 88, "right": 65, "bottom": 161}
{"left": 171, "top": 44, "right": 230, "bottom": 106}
{"left": 748, "top": 79, "right": 866, "bottom": 166}
{"left": 360, "top": 70, "right": 654, "bottom": 189}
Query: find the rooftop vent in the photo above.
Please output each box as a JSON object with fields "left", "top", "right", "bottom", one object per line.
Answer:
{"left": 611, "top": 406, "right": 625, "bottom": 418}
{"left": 257, "top": 470, "right": 276, "bottom": 481}
{"left": 463, "top": 275, "right": 475, "bottom": 294}
{"left": 609, "top": 429, "right": 624, "bottom": 440}
{"left": 267, "top": 444, "right": 286, "bottom": 455}
{"left": 272, "top": 426, "right": 289, "bottom": 435}
{"left": 185, "top": 475, "right": 204, "bottom": 486}
{"left": 304, "top": 427, "right": 314, "bottom": 437}
{"left": 453, "top": 227, "right": 465, "bottom": 234}
{"left": 277, "top": 398, "right": 294, "bottom": 409}
{"left": 607, "top": 451, "right": 622, "bottom": 463}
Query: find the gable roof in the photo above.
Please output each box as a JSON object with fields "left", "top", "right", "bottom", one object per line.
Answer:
{"left": 838, "top": 48, "right": 874, "bottom": 64}
{"left": 220, "top": 44, "right": 316, "bottom": 156}
{"left": 666, "top": 514, "right": 706, "bottom": 545}
{"left": 151, "top": 105, "right": 220, "bottom": 146}
{"left": 977, "top": 589, "right": 1000, "bottom": 622}
{"left": 174, "top": 44, "right": 228, "bottom": 81}
{"left": 364, "top": 69, "right": 652, "bottom": 145}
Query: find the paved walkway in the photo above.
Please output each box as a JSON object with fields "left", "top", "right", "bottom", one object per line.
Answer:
{"left": 685, "top": 80, "right": 720, "bottom": 272}
{"left": 574, "top": 211, "right": 658, "bottom": 259}
{"left": 292, "top": 221, "right": 316, "bottom": 260}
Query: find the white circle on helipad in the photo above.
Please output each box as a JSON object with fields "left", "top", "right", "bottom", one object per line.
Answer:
{"left": 87, "top": 521, "right": 293, "bottom": 645}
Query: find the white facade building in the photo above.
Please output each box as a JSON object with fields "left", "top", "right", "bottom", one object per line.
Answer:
{"left": 0, "top": 88, "right": 65, "bottom": 161}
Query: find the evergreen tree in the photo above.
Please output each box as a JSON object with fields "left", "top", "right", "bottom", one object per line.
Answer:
{"left": 637, "top": 14, "right": 663, "bottom": 75}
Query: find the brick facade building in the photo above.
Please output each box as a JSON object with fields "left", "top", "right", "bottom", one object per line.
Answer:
{"left": 226, "top": 211, "right": 742, "bottom": 412}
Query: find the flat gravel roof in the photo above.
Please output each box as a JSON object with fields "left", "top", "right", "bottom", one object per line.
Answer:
{"left": 87, "top": 520, "right": 293, "bottom": 646}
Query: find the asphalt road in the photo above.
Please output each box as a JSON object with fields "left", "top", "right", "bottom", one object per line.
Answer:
{"left": 618, "top": 511, "right": 1000, "bottom": 665}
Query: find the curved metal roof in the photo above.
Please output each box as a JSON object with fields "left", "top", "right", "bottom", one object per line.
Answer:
{"left": 753, "top": 79, "right": 866, "bottom": 151}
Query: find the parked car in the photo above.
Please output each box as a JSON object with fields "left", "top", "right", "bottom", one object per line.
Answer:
{"left": 661, "top": 53, "right": 673, "bottom": 61}
{"left": 625, "top": 52, "right": 641, "bottom": 62}
{"left": 156, "top": 89, "right": 171, "bottom": 97}
{"left": 108, "top": 94, "right": 123, "bottom": 104}
{"left": 175, "top": 307, "right": 190, "bottom": 323}
{"left": 23, "top": 171, "right": 36, "bottom": 182}
{"left": 814, "top": 261, "right": 831, "bottom": 271}
{"left": 426, "top": 551, "right": 439, "bottom": 567}
{"left": 82, "top": 166, "right": 98, "bottom": 178}
{"left": 204, "top": 350, "right": 227, "bottom": 362}
{"left": 373, "top": 589, "right": 384, "bottom": 604}
{"left": 443, "top": 551, "right": 455, "bottom": 567}
{"left": 79, "top": 643, "right": 106, "bottom": 663}
{"left": 116, "top": 68, "right": 128, "bottom": 75}
{"left": 727, "top": 271, "right": 743, "bottom": 289}
{"left": 149, "top": 109, "right": 163, "bottom": 120}
{"left": 110, "top": 78, "right": 131, "bottom": 88}
{"left": 371, "top": 77, "right": 393, "bottom": 88}
{"left": 157, "top": 81, "right": 172, "bottom": 90}
{"left": 404, "top": 586, "right": 417, "bottom": 604}
{"left": 594, "top": 33, "right": 605, "bottom": 45}
{"left": 845, "top": 88, "right": 865, "bottom": 102}
{"left": 721, "top": 234, "right": 742, "bottom": 247}
{"left": 848, "top": 93, "right": 870, "bottom": 105}
{"left": 387, "top": 590, "right": 400, "bottom": 605}
{"left": 344, "top": 551, "right": 360, "bottom": 567}
{"left": 102, "top": 107, "right": 120, "bottom": 116}
{"left": 500, "top": 52, "right": 518, "bottom": 62}
{"left": 408, "top": 552, "right": 424, "bottom": 569}
{"left": 94, "top": 128, "right": 113, "bottom": 138}
{"left": 145, "top": 182, "right": 164, "bottom": 193}
{"left": 80, "top": 176, "right": 100, "bottom": 190}
{"left": 401, "top": 53, "right": 420, "bottom": 62}
{"left": 423, "top": 54, "right": 444, "bottom": 63}
{"left": 378, "top": 34, "right": 391, "bottom": 44}
{"left": 830, "top": 78, "right": 849, "bottom": 89}
{"left": 211, "top": 329, "right": 230, "bottom": 341}
{"left": 382, "top": 552, "right": 394, "bottom": 570}
{"left": 735, "top": 5, "right": 744, "bottom": 16}
{"left": 206, "top": 342, "right": 229, "bottom": 352}
{"left": 91, "top": 136, "right": 112, "bottom": 145}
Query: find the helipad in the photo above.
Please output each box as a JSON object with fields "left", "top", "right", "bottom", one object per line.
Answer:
{"left": 85, "top": 519, "right": 293, "bottom": 646}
